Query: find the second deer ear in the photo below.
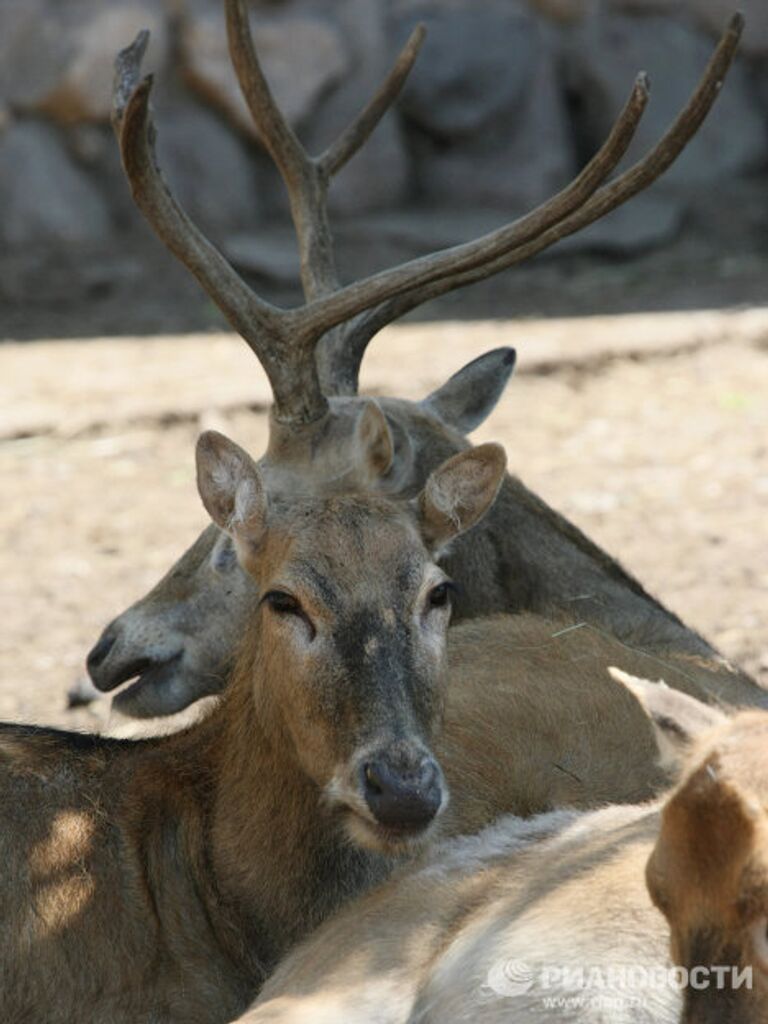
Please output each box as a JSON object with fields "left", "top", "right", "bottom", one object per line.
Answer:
{"left": 418, "top": 443, "right": 507, "bottom": 553}
{"left": 421, "top": 348, "right": 516, "bottom": 434}
{"left": 353, "top": 400, "right": 395, "bottom": 481}
{"left": 609, "top": 667, "right": 727, "bottom": 772}
{"left": 196, "top": 431, "right": 268, "bottom": 546}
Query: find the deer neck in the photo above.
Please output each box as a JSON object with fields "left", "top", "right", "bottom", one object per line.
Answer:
{"left": 207, "top": 628, "right": 387, "bottom": 963}
{"left": 463, "top": 474, "right": 711, "bottom": 652}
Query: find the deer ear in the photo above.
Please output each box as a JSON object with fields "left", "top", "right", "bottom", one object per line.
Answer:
{"left": 609, "top": 667, "right": 727, "bottom": 772}
{"left": 353, "top": 399, "right": 395, "bottom": 480}
{"left": 421, "top": 348, "right": 516, "bottom": 434}
{"left": 196, "top": 431, "right": 268, "bottom": 545}
{"left": 418, "top": 443, "right": 506, "bottom": 554}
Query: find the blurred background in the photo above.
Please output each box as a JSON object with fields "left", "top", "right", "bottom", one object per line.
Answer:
{"left": 0, "top": 0, "right": 766, "bottom": 335}
{"left": 0, "top": 0, "right": 766, "bottom": 727}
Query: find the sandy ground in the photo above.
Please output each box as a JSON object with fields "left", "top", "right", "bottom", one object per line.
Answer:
{"left": 1, "top": 314, "right": 767, "bottom": 730}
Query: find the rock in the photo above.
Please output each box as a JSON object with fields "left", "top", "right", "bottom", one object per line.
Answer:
{"left": 686, "top": 0, "right": 768, "bottom": 55}
{"left": 301, "top": 0, "right": 410, "bottom": 216}
{"left": 223, "top": 230, "right": 300, "bottom": 284}
{"left": 155, "top": 100, "right": 263, "bottom": 236}
{"left": 64, "top": 89, "right": 264, "bottom": 241}
{"left": 339, "top": 191, "right": 682, "bottom": 263}
{"left": 606, "top": 0, "right": 768, "bottom": 56}
{"left": 0, "top": 119, "right": 112, "bottom": 246}
{"left": 554, "top": 193, "right": 684, "bottom": 255}
{"left": 562, "top": 11, "right": 767, "bottom": 189}
{"left": 0, "top": 0, "right": 53, "bottom": 108}
{"left": 526, "top": 0, "right": 591, "bottom": 23}
{"left": 751, "top": 59, "right": 768, "bottom": 122}
{"left": 179, "top": 1, "right": 349, "bottom": 137}
{"left": 0, "top": 1, "right": 169, "bottom": 122}
{"left": 391, "top": 0, "right": 575, "bottom": 211}
{"left": 392, "top": 0, "right": 539, "bottom": 138}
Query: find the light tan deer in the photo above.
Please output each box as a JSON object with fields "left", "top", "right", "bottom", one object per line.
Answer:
{"left": 0, "top": 435, "right": 507, "bottom": 1024}
{"left": 84, "top": 5, "right": 761, "bottom": 721}
{"left": 237, "top": 670, "right": 768, "bottom": 1024}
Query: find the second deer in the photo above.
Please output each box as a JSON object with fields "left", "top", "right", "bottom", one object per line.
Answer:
{"left": 84, "top": 5, "right": 761, "bottom": 722}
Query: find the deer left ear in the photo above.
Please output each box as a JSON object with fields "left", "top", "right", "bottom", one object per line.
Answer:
{"left": 422, "top": 348, "right": 516, "bottom": 434}
{"left": 418, "top": 443, "right": 507, "bottom": 554}
{"left": 196, "top": 431, "right": 268, "bottom": 547}
{"left": 353, "top": 399, "right": 395, "bottom": 481}
{"left": 609, "top": 667, "right": 727, "bottom": 772}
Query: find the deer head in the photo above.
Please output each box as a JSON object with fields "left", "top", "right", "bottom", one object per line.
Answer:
{"left": 85, "top": 349, "right": 516, "bottom": 717}
{"left": 614, "top": 668, "right": 768, "bottom": 1023}
{"left": 85, "top": 4, "right": 745, "bottom": 719}
{"left": 199, "top": 430, "right": 506, "bottom": 848}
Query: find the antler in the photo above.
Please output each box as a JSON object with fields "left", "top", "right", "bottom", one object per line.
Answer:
{"left": 113, "top": 30, "right": 325, "bottom": 425}
{"left": 336, "top": 12, "right": 745, "bottom": 385}
{"left": 226, "top": 0, "right": 425, "bottom": 304}
{"left": 113, "top": 1, "right": 426, "bottom": 422}
{"left": 113, "top": 6, "right": 743, "bottom": 416}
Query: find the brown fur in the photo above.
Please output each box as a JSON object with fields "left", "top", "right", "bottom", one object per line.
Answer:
{"left": 3, "top": 613, "right": 749, "bottom": 1022}
{"left": 239, "top": 685, "right": 768, "bottom": 1024}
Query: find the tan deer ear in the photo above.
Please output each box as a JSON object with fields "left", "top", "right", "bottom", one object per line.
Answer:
{"left": 354, "top": 400, "right": 395, "bottom": 480}
{"left": 196, "top": 431, "right": 268, "bottom": 545}
{"left": 609, "top": 667, "right": 727, "bottom": 772}
{"left": 418, "top": 443, "right": 507, "bottom": 553}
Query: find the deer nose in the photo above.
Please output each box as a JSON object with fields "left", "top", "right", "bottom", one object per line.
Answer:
{"left": 362, "top": 756, "right": 443, "bottom": 833}
{"left": 86, "top": 633, "right": 117, "bottom": 677}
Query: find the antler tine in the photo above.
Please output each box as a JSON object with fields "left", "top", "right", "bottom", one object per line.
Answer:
{"left": 225, "top": 0, "right": 336, "bottom": 302}
{"left": 226, "top": 0, "right": 426, "bottom": 312}
{"left": 318, "top": 24, "right": 427, "bottom": 179}
{"left": 113, "top": 32, "right": 328, "bottom": 425}
{"left": 296, "top": 13, "right": 743, "bottom": 391}
{"left": 339, "top": 11, "right": 745, "bottom": 372}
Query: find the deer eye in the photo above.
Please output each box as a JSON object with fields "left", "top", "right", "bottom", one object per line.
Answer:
{"left": 427, "top": 581, "right": 455, "bottom": 610}
{"left": 263, "top": 591, "right": 302, "bottom": 616}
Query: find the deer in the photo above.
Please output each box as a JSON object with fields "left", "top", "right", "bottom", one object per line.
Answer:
{"left": 83, "top": 3, "right": 764, "bottom": 722}
{"left": 0, "top": 433, "right": 509, "bottom": 1024}
{"left": 234, "top": 669, "right": 768, "bottom": 1024}
{"left": 8, "top": 431, "right": 761, "bottom": 1020}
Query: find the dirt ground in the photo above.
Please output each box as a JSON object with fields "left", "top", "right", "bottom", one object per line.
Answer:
{"left": 1, "top": 316, "right": 767, "bottom": 730}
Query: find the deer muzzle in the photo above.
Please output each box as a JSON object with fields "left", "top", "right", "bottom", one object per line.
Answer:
{"left": 361, "top": 753, "right": 444, "bottom": 835}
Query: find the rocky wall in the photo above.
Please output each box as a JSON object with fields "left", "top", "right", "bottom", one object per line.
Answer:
{"left": 0, "top": 0, "right": 765, "bottom": 290}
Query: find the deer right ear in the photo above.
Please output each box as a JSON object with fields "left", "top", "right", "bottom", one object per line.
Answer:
{"left": 609, "top": 667, "right": 727, "bottom": 772}
{"left": 196, "top": 431, "right": 268, "bottom": 546}
{"left": 353, "top": 400, "right": 395, "bottom": 481}
{"left": 421, "top": 348, "right": 516, "bottom": 434}
{"left": 418, "top": 443, "right": 507, "bottom": 554}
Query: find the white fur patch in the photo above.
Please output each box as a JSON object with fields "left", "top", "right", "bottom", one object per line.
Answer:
{"left": 418, "top": 810, "right": 579, "bottom": 880}
{"left": 233, "top": 476, "right": 260, "bottom": 528}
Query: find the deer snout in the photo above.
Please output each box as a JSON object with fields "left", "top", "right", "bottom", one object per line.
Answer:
{"left": 85, "top": 619, "right": 187, "bottom": 706}
{"left": 86, "top": 632, "right": 117, "bottom": 677}
{"left": 361, "top": 754, "right": 444, "bottom": 834}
